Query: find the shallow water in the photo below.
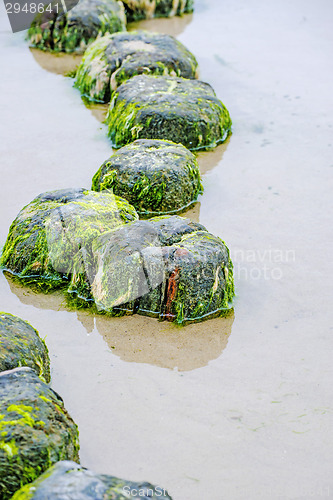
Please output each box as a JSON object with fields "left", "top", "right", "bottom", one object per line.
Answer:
{"left": 1, "top": 1, "right": 333, "bottom": 499}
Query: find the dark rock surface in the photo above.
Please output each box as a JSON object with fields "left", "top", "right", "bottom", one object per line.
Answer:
{"left": 1, "top": 193, "right": 233, "bottom": 324}
{"left": 0, "top": 312, "right": 50, "bottom": 383}
{"left": 0, "top": 368, "right": 79, "bottom": 500}
{"left": 106, "top": 74, "right": 232, "bottom": 150}
{"left": 11, "top": 460, "right": 173, "bottom": 499}
{"left": 92, "top": 139, "right": 203, "bottom": 216}
{"left": 75, "top": 30, "right": 198, "bottom": 102}
{"left": 0, "top": 188, "right": 138, "bottom": 290}
{"left": 121, "top": 0, "right": 194, "bottom": 22}
{"left": 28, "top": 0, "right": 126, "bottom": 53}
{"left": 72, "top": 216, "right": 234, "bottom": 324}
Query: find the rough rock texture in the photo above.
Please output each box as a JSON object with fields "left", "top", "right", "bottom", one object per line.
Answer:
{"left": 92, "top": 139, "right": 203, "bottom": 216}
{"left": 121, "top": 0, "right": 194, "bottom": 22}
{"left": 0, "top": 188, "right": 138, "bottom": 290}
{"left": 28, "top": 0, "right": 126, "bottom": 53}
{"left": 1, "top": 193, "right": 234, "bottom": 324}
{"left": 0, "top": 313, "right": 50, "bottom": 383}
{"left": 11, "top": 460, "right": 173, "bottom": 499}
{"left": 75, "top": 30, "right": 198, "bottom": 102}
{"left": 106, "top": 74, "right": 232, "bottom": 150}
{"left": 0, "top": 368, "right": 79, "bottom": 500}
{"left": 71, "top": 216, "right": 234, "bottom": 324}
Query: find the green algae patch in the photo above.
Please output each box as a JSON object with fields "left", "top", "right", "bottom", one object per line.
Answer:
{"left": 162, "top": 231, "right": 235, "bottom": 324}
{"left": 92, "top": 139, "right": 203, "bottom": 216}
{"left": 0, "top": 188, "right": 138, "bottom": 291}
{"left": 0, "top": 313, "right": 50, "bottom": 383}
{"left": 72, "top": 216, "right": 234, "bottom": 324}
{"left": 121, "top": 0, "right": 194, "bottom": 22}
{"left": 11, "top": 460, "right": 173, "bottom": 499}
{"left": 0, "top": 368, "right": 79, "bottom": 500}
{"left": 28, "top": 0, "right": 126, "bottom": 53}
{"left": 106, "top": 74, "right": 232, "bottom": 150}
{"left": 75, "top": 30, "right": 198, "bottom": 102}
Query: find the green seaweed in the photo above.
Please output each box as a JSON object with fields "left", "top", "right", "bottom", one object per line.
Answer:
{"left": 74, "top": 35, "right": 113, "bottom": 101}
{"left": 122, "top": 0, "right": 194, "bottom": 22}
{"left": 75, "top": 30, "right": 198, "bottom": 102}
{"left": 0, "top": 189, "right": 138, "bottom": 291}
{"left": 11, "top": 460, "right": 173, "bottom": 499}
{"left": 0, "top": 368, "right": 79, "bottom": 499}
{"left": 0, "top": 312, "right": 51, "bottom": 383}
{"left": 106, "top": 75, "right": 232, "bottom": 150}
{"left": 1, "top": 193, "right": 234, "bottom": 326}
{"left": 28, "top": 0, "right": 126, "bottom": 53}
{"left": 92, "top": 139, "right": 203, "bottom": 215}
{"left": 69, "top": 217, "right": 235, "bottom": 325}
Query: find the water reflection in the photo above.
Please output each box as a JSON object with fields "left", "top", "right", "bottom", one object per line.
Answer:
{"left": 81, "top": 99, "right": 109, "bottom": 123}
{"left": 127, "top": 14, "right": 193, "bottom": 37}
{"left": 93, "top": 311, "right": 234, "bottom": 371}
{"left": 5, "top": 272, "right": 234, "bottom": 371}
{"left": 29, "top": 12, "right": 193, "bottom": 78}
{"left": 30, "top": 48, "right": 82, "bottom": 76}
{"left": 196, "top": 135, "right": 232, "bottom": 175}
{"left": 181, "top": 200, "right": 201, "bottom": 222}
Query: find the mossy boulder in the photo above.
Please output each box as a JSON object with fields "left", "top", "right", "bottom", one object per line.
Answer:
{"left": 92, "top": 139, "right": 203, "bottom": 216}
{"left": 0, "top": 367, "right": 79, "bottom": 500}
{"left": 106, "top": 74, "right": 232, "bottom": 150}
{"left": 75, "top": 30, "right": 198, "bottom": 102}
{"left": 1, "top": 192, "right": 234, "bottom": 324}
{"left": 28, "top": 0, "right": 126, "bottom": 53}
{"left": 121, "top": 0, "right": 194, "bottom": 22}
{"left": 0, "top": 313, "right": 50, "bottom": 383}
{"left": 0, "top": 188, "right": 138, "bottom": 291}
{"left": 70, "top": 216, "right": 234, "bottom": 324}
{"left": 12, "top": 460, "right": 172, "bottom": 499}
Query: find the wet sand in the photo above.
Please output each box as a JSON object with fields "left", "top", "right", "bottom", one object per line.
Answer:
{"left": 1, "top": 1, "right": 333, "bottom": 499}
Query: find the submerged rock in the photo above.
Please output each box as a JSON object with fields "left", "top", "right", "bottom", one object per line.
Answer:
{"left": 75, "top": 30, "right": 198, "bottom": 102}
{"left": 92, "top": 139, "right": 203, "bottom": 216}
{"left": 121, "top": 0, "right": 194, "bottom": 22}
{"left": 28, "top": 0, "right": 126, "bottom": 53}
{"left": 106, "top": 74, "right": 232, "bottom": 150}
{"left": 71, "top": 216, "right": 234, "bottom": 324}
{"left": 0, "top": 368, "right": 79, "bottom": 500}
{"left": 0, "top": 188, "right": 138, "bottom": 290}
{"left": 11, "top": 460, "right": 172, "bottom": 499}
{"left": 0, "top": 313, "right": 50, "bottom": 383}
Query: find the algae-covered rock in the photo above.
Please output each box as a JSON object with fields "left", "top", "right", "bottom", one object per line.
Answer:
{"left": 1, "top": 192, "right": 234, "bottom": 324}
{"left": 121, "top": 0, "right": 194, "bottom": 22}
{"left": 0, "top": 188, "right": 138, "bottom": 290}
{"left": 92, "top": 139, "right": 203, "bottom": 216}
{"left": 0, "top": 367, "right": 79, "bottom": 500}
{"left": 106, "top": 74, "right": 232, "bottom": 150}
{"left": 12, "top": 460, "right": 173, "bottom": 499}
{"left": 70, "top": 216, "right": 234, "bottom": 324}
{"left": 75, "top": 30, "right": 198, "bottom": 102}
{"left": 0, "top": 313, "right": 50, "bottom": 383}
{"left": 28, "top": 0, "right": 126, "bottom": 53}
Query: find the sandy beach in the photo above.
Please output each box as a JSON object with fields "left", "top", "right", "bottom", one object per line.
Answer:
{"left": 0, "top": 0, "right": 332, "bottom": 498}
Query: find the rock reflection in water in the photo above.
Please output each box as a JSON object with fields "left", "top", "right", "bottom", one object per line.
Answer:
{"left": 128, "top": 14, "right": 193, "bottom": 38}
{"left": 29, "top": 48, "right": 109, "bottom": 122}
{"left": 4, "top": 272, "right": 67, "bottom": 311}
{"left": 5, "top": 273, "right": 234, "bottom": 372}
{"left": 30, "top": 48, "right": 82, "bottom": 76}
{"left": 93, "top": 311, "right": 234, "bottom": 371}
{"left": 81, "top": 99, "right": 110, "bottom": 123}
{"left": 196, "top": 135, "right": 231, "bottom": 175}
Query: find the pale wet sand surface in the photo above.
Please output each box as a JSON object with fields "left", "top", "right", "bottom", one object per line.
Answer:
{"left": 0, "top": 1, "right": 333, "bottom": 499}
